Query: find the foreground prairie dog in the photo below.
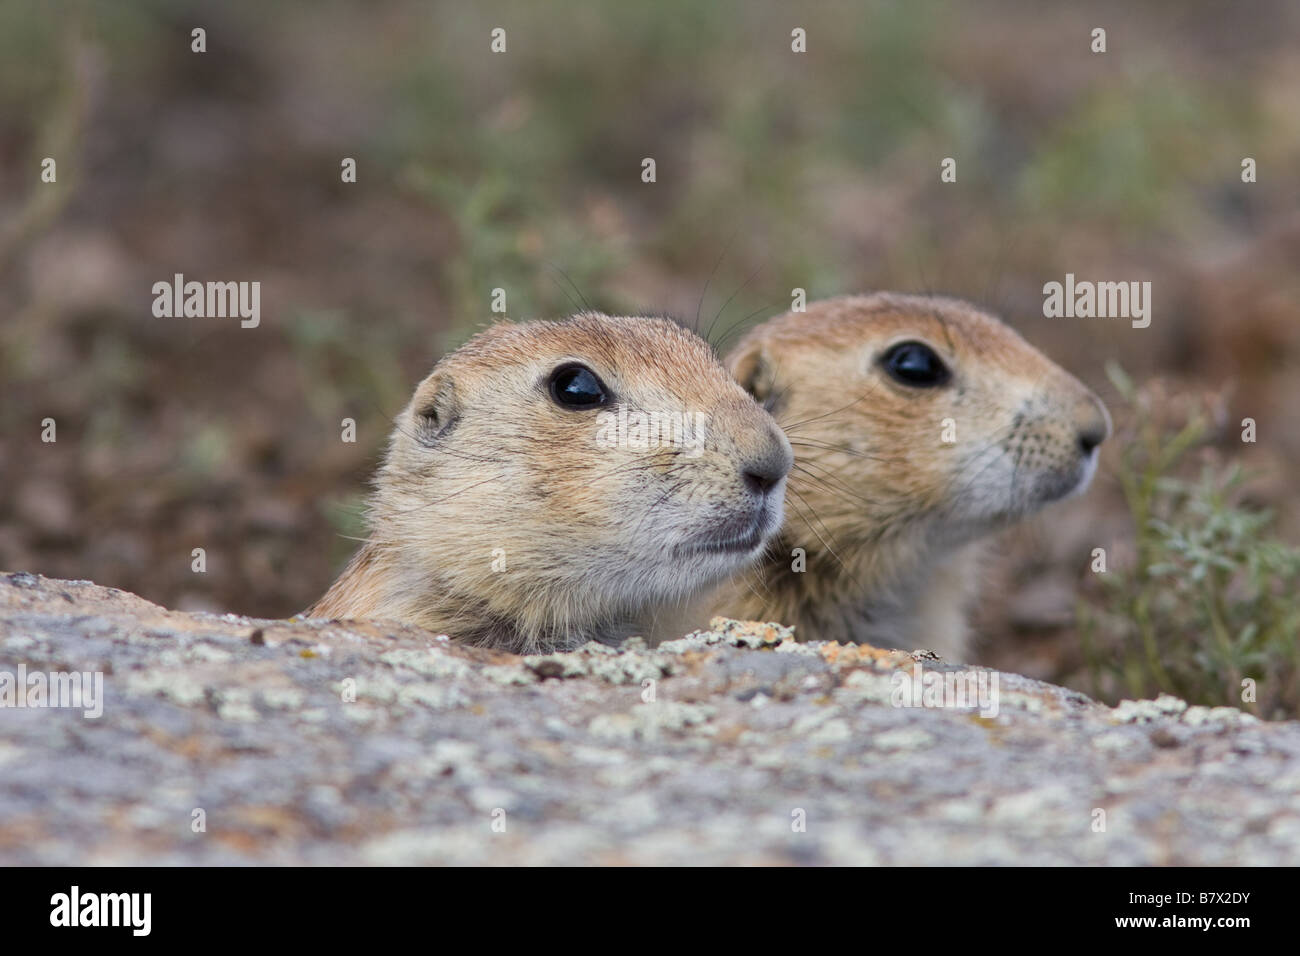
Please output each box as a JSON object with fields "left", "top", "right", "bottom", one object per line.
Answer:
{"left": 708, "top": 293, "right": 1110, "bottom": 660}
{"left": 309, "top": 313, "right": 792, "bottom": 653}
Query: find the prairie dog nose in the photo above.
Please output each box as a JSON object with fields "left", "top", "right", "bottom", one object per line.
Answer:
{"left": 738, "top": 421, "right": 793, "bottom": 495}
{"left": 715, "top": 391, "right": 793, "bottom": 494}
{"left": 1074, "top": 393, "right": 1112, "bottom": 455}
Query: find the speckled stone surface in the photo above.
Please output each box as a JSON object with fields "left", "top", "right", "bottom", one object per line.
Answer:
{"left": 1, "top": 571, "right": 1297, "bottom": 865}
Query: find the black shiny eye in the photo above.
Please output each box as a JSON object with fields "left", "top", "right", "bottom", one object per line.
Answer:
{"left": 548, "top": 363, "right": 611, "bottom": 409}
{"left": 881, "top": 341, "right": 951, "bottom": 388}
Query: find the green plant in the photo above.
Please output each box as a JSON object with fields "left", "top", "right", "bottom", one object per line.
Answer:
{"left": 1079, "top": 364, "right": 1300, "bottom": 719}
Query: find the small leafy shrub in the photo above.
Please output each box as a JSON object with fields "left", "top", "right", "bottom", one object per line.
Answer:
{"left": 1079, "top": 364, "right": 1300, "bottom": 720}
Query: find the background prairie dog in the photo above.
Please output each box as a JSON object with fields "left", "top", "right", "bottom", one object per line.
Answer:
{"left": 711, "top": 293, "right": 1110, "bottom": 660}
{"left": 309, "top": 313, "right": 792, "bottom": 653}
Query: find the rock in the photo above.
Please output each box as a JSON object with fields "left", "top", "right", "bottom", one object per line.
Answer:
{"left": 0, "top": 571, "right": 1297, "bottom": 865}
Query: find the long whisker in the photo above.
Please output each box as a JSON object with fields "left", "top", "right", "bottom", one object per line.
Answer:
{"left": 784, "top": 484, "right": 858, "bottom": 584}
{"left": 544, "top": 260, "right": 592, "bottom": 312}
{"left": 712, "top": 300, "right": 784, "bottom": 355}
{"left": 778, "top": 376, "right": 886, "bottom": 434}
{"left": 380, "top": 471, "right": 513, "bottom": 517}
{"left": 696, "top": 236, "right": 734, "bottom": 336}
{"left": 791, "top": 461, "right": 885, "bottom": 510}
{"left": 787, "top": 438, "right": 894, "bottom": 464}
{"left": 706, "top": 264, "right": 763, "bottom": 344}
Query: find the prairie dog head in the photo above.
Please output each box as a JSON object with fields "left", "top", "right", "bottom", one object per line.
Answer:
{"left": 729, "top": 294, "right": 1108, "bottom": 548}
{"left": 370, "top": 313, "right": 791, "bottom": 651}
{"left": 711, "top": 292, "right": 1109, "bottom": 655}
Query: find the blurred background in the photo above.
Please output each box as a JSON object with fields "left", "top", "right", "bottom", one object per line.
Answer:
{"left": 2, "top": 0, "right": 1297, "bottom": 705}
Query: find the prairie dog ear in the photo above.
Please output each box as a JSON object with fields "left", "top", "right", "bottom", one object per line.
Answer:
{"left": 727, "top": 338, "right": 778, "bottom": 406}
{"left": 410, "top": 370, "right": 460, "bottom": 445}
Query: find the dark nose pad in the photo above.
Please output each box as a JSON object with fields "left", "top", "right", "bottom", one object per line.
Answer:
{"left": 743, "top": 464, "right": 781, "bottom": 495}
{"left": 741, "top": 426, "right": 793, "bottom": 495}
{"left": 1075, "top": 397, "right": 1111, "bottom": 455}
{"left": 1077, "top": 423, "right": 1106, "bottom": 455}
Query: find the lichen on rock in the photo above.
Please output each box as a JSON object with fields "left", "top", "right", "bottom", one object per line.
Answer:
{"left": 1, "top": 572, "right": 1296, "bottom": 865}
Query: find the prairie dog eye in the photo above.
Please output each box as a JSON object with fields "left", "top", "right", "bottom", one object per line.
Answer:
{"left": 881, "top": 341, "right": 951, "bottom": 388}
{"left": 548, "top": 363, "right": 612, "bottom": 409}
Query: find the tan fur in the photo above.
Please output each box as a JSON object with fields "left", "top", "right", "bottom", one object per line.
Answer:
{"left": 308, "top": 313, "right": 792, "bottom": 654}
{"left": 700, "top": 293, "right": 1110, "bottom": 661}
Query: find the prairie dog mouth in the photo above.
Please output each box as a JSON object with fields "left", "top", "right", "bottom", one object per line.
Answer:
{"left": 676, "top": 510, "right": 773, "bottom": 557}
{"left": 1028, "top": 450, "right": 1100, "bottom": 507}
{"left": 1063, "top": 446, "right": 1100, "bottom": 499}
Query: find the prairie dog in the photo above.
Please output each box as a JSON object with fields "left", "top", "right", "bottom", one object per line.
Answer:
{"left": 710, "top": 292, "right": 1109, "bottom": 660}
{"left": 309, "top": 313, "right": 792, "bottom": 653}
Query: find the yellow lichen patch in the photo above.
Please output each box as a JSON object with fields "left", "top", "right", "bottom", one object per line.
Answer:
{"left": 819, "top": 642, "right": 912, "bottom": 669}
{"left": 706, "top": 617, "right": 793, "bottom": 647}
